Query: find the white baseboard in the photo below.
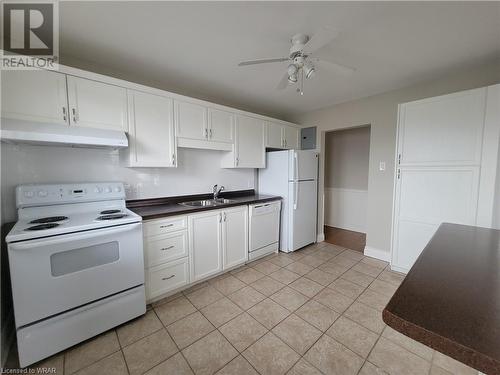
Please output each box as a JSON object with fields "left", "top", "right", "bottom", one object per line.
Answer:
{"left": 316, "top": 233, "right": 325, "bottom": 242}
{"left": 363, "top": 246, "right": 390, "bottom": 262}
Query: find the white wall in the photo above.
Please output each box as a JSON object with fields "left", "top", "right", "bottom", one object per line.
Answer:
{"left": 325, "top": 126, "right": 370, "bottom": 190}
{"left": 324, "top": 126, "right": 370, "bottom": 233}
{"left": 290, "top": 59, "right": 500, "bottom": 257}
{"left": 0, "top": 144, "right": 255, "bottom": 223}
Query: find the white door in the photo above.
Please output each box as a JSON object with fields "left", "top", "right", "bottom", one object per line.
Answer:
{"left": 222, "top": 206, "right": 248, "bottom": 269}
{"left": 67, "top": 76, "right": 128, "bottom": 131}
{"left": 128, "top": 90, "right": 176, "bottom": 167}
{"left": 289, "top": 150, "right": 318, "bottom": 181}
{"left": 392, "top": 87, "right": 489, "bottom": 273}
{"left": 188, "top": 210, "right": 223, "bottom": 281}
{"left": 208, "top": 108, "right": 234, "bottom": 143}
{"left": 1, "top": 70, "right": 69, "bottom": 125}
{"left": 288, "top": 180, "right": 318, "bottom": 251}
{"left": 236, "top": 115, "right": 265, "bottom": 168}
{"left": 283, "top": 125, "right": 299, "bottom": 149}
{"left": 175, "top": 100, "right": 208, "bottom": 140}
{"left": 266, "top": 122, "right": 284, "bottom": 148}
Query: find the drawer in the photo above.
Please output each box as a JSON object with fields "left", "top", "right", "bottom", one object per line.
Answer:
{"left": 145, "top": 230, "right": 188, "bottom": 267}
{"left": 147, "top": 258, "right": 189, "bottom": 301}
{"left": 144, "top": 216, "right": 187, "bottom": 237}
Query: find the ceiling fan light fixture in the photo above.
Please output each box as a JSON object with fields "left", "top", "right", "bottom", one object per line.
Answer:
{"left": 288, "top": 73, "right": 297, "bottom": 83}
{"left": 304, "top": 62, "right": 315, "bottom": 79}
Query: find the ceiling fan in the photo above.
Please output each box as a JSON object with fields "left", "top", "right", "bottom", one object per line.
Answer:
{"left": 238, "top": 27, "right": 355, "bottom": 95}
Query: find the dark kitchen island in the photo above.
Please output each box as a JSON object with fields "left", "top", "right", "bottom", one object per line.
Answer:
{"left": 383, "top": 223, "right": 500, "bottom": 374}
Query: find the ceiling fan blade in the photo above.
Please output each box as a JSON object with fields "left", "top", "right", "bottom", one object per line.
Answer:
{"left": 238, "top": 58, "right": 289, "bottom": 66}
{"left": 276, "top": 71, "right": 290, "bottom": 90}
{"left": 303, "top": 27, "right": 339, "bottom": 54}
{"left": 313, "top": 58, "right": 356, "bottom": 76}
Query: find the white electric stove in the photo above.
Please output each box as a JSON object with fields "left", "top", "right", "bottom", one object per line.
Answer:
{"left": 6, "top": 182, "right": 146, "bottom": 367}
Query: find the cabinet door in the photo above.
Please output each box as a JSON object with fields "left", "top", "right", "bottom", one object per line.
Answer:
{"left": 283, "top": 125, "right": 299, "bottom": 149}
{"left": 209, "top": 108, "right": 234, "bottom": 143}
{"left": 128, "top": 90, "right": 176, "bottom": 167}
{"left": 266, "top": 122, "right": 284, "bottom": 148}
{"left": 175, "top": 100, "right": 208, "bottom": 140}
{"left": 1, "top": 70, "right": 68, "bottom": 125}
{"left": 222, "top": 206, "right": 248, "bottom": 269}
{"left": 67, "top": 76, "right": 128, "bottom": 131}
{"left": 235, "top": 115, "right": 265, "bottom": 168}
{"left": 188, "top": 210, "right": 223, "bottom": 282}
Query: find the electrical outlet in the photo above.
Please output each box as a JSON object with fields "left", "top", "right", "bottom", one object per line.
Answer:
{"left": 379, "top": 162, "right": 386, "bottom": 171}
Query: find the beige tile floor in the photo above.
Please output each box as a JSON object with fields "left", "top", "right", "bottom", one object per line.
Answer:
{"left": 6, "top": 242, "right": 479, "bottom": 375}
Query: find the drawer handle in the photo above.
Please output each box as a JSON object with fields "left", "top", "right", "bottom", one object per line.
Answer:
{"left": 161, "top": 245, "right": 175, "bottom": 251}
{"left": 162, "top": 275, "right": 176, "bottom": 280}
{"left": 160, "top": 224, "right": 174, "bottom": 228}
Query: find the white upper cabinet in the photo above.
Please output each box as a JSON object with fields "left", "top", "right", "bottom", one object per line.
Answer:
{"left": 174, "top": 100, "right": 207, "bottom": 140}
{"left": 283, "top": 125, "right": 299, "bottom": 149}
{"left": 222, "top": 206, "right": 248, "bottom": 269}
{"left": 265, "top": 122, "right": 300, "bottom": 149}
{"left": 222, "top": 115, "right": 265, "bottom": 168}
{"left": 266, "top": 121, "right": 283, "bottom": 148}
{"left": 208, "top": 108, "right": 234, "bottom": 143}
{"left": 67, "top": 76, "right": 128, "bottom": 131}
{"left": 126, "top": 90, "right": 176, "bottom": 168}
{"left": 1, "top": 70, "right": 69, "bottom": 125}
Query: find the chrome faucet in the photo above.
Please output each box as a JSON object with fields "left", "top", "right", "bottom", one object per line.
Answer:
{"left": 213, "top": 184, "right": 225, "bottom": 200}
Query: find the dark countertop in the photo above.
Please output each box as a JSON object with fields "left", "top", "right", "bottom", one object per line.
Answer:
{"left": 383, "top": 223, "right": 500, "bottom": 374}
{"left": 127, "top": 189, "right": 281, "bottom": 220}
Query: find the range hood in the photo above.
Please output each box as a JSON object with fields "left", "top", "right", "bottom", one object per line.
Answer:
{"left": 0, "top": 119, "right": 128, "bottom": 148}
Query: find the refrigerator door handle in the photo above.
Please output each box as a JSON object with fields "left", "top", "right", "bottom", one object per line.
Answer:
{"left": 293, "top": 182, "right": 299, "bottom": 210}
{"left": 293, "top": 152, "right": 298, "bottom": 181}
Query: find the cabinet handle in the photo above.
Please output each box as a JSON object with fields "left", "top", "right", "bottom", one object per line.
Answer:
{"left": 160, "top": 224, "right": 174, "bottom": 228}
{"left": 172, "top": 153, "right": 176, "bottom": 165}
{"left": 223, "top": 212, "right": 227, "bottom": 222}
{"left": 162, "top": 275, "right": 175, "bottom": 280}
{"left": 72, "top": 108, "right": 78, "bottom": 123}
{"left": 209, "top": 128, "right": 212, "bottom": 138}
{"left": 235, "top": 157, "right": 239, "bottom": 166}
{"left": 204, "top": 128, "right": 208, "bottom": 139}
{"left": 219, "top": 213, "right": 222, "bottom": 223}
{"left": 161, "top": 245, "right": 175, "bottom": 251}
{"left": 62, "top": 107, "right": 67, "bottom": 121}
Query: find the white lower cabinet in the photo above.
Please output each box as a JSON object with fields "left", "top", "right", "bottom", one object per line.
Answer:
{"left": 144, "top": 205, "right": 252, "bottom": 301}
{"left": 143, "top": 216, "right": 189, "bottom": 301}
{"left": 222, "top": 206, "right": 248, "bottom": 269}
{"left": 147, "top": 258, "right": 189, "bottom": 300}
{"left": 188, "top": 206, "right": 249, "bottom": 283}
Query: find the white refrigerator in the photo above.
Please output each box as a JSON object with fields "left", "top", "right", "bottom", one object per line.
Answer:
{"left": 258, "top": 150, "right": 318, "bottom": 252}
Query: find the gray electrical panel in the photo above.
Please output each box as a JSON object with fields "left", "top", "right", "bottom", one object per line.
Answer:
{"left": 301, "top": 126, "right": 317, "bottom": 150}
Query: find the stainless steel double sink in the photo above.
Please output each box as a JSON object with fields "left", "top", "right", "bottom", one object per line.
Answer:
{"left": 178, "top": 198, "right": 236, "bottom": 207}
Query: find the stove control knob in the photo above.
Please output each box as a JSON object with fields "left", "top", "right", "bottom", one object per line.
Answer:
{"left": 94, "top": 187, "right": 103, "bottom": 193}
{"left": 38, "top": 190, "right": 48, "bottom": 197}
{"left": 24, "top": 191, "right": 34, "bottom": 198}
{"left": 114, "top": 186, "right": 121, "bottom": 193}
{"left": 105, "top": 186, "right": 112, "bottom": 193}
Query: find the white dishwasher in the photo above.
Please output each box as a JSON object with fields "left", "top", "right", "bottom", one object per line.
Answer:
{"left": 248, "top": 200, "right": 281, "bottom": 260}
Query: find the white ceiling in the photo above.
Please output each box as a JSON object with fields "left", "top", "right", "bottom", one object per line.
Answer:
{"left": 59, "top": 2, "right": 500, "bottom": 119}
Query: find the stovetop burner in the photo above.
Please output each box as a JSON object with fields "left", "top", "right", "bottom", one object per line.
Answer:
{"left": 96, "top": 214, "right": 128, "bottom": 221}
{"left": 29, "top": 216, "right": 68, "bottom": 224}
{"left": 25, "top": 223, "right": 60, "bottom": 231}
{"left": 100, "top": 209, "right": 122, "bottom": 215}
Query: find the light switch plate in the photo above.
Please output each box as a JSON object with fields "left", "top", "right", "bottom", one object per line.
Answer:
{"left": 379, "top": 162, "right": 386, "bottom": 171}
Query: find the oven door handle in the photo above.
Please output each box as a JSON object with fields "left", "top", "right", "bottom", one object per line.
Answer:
{"left": 9, "top": 223, "right": 142, "bottom": 250}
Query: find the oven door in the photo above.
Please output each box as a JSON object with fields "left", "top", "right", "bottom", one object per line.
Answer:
{"left": 8, "top": 223, "right": 144, "bottom": 328}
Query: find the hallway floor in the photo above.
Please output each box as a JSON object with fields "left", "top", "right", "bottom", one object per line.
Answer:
{"left": 324, "top": 226, "right": 366, "bottom": 252}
